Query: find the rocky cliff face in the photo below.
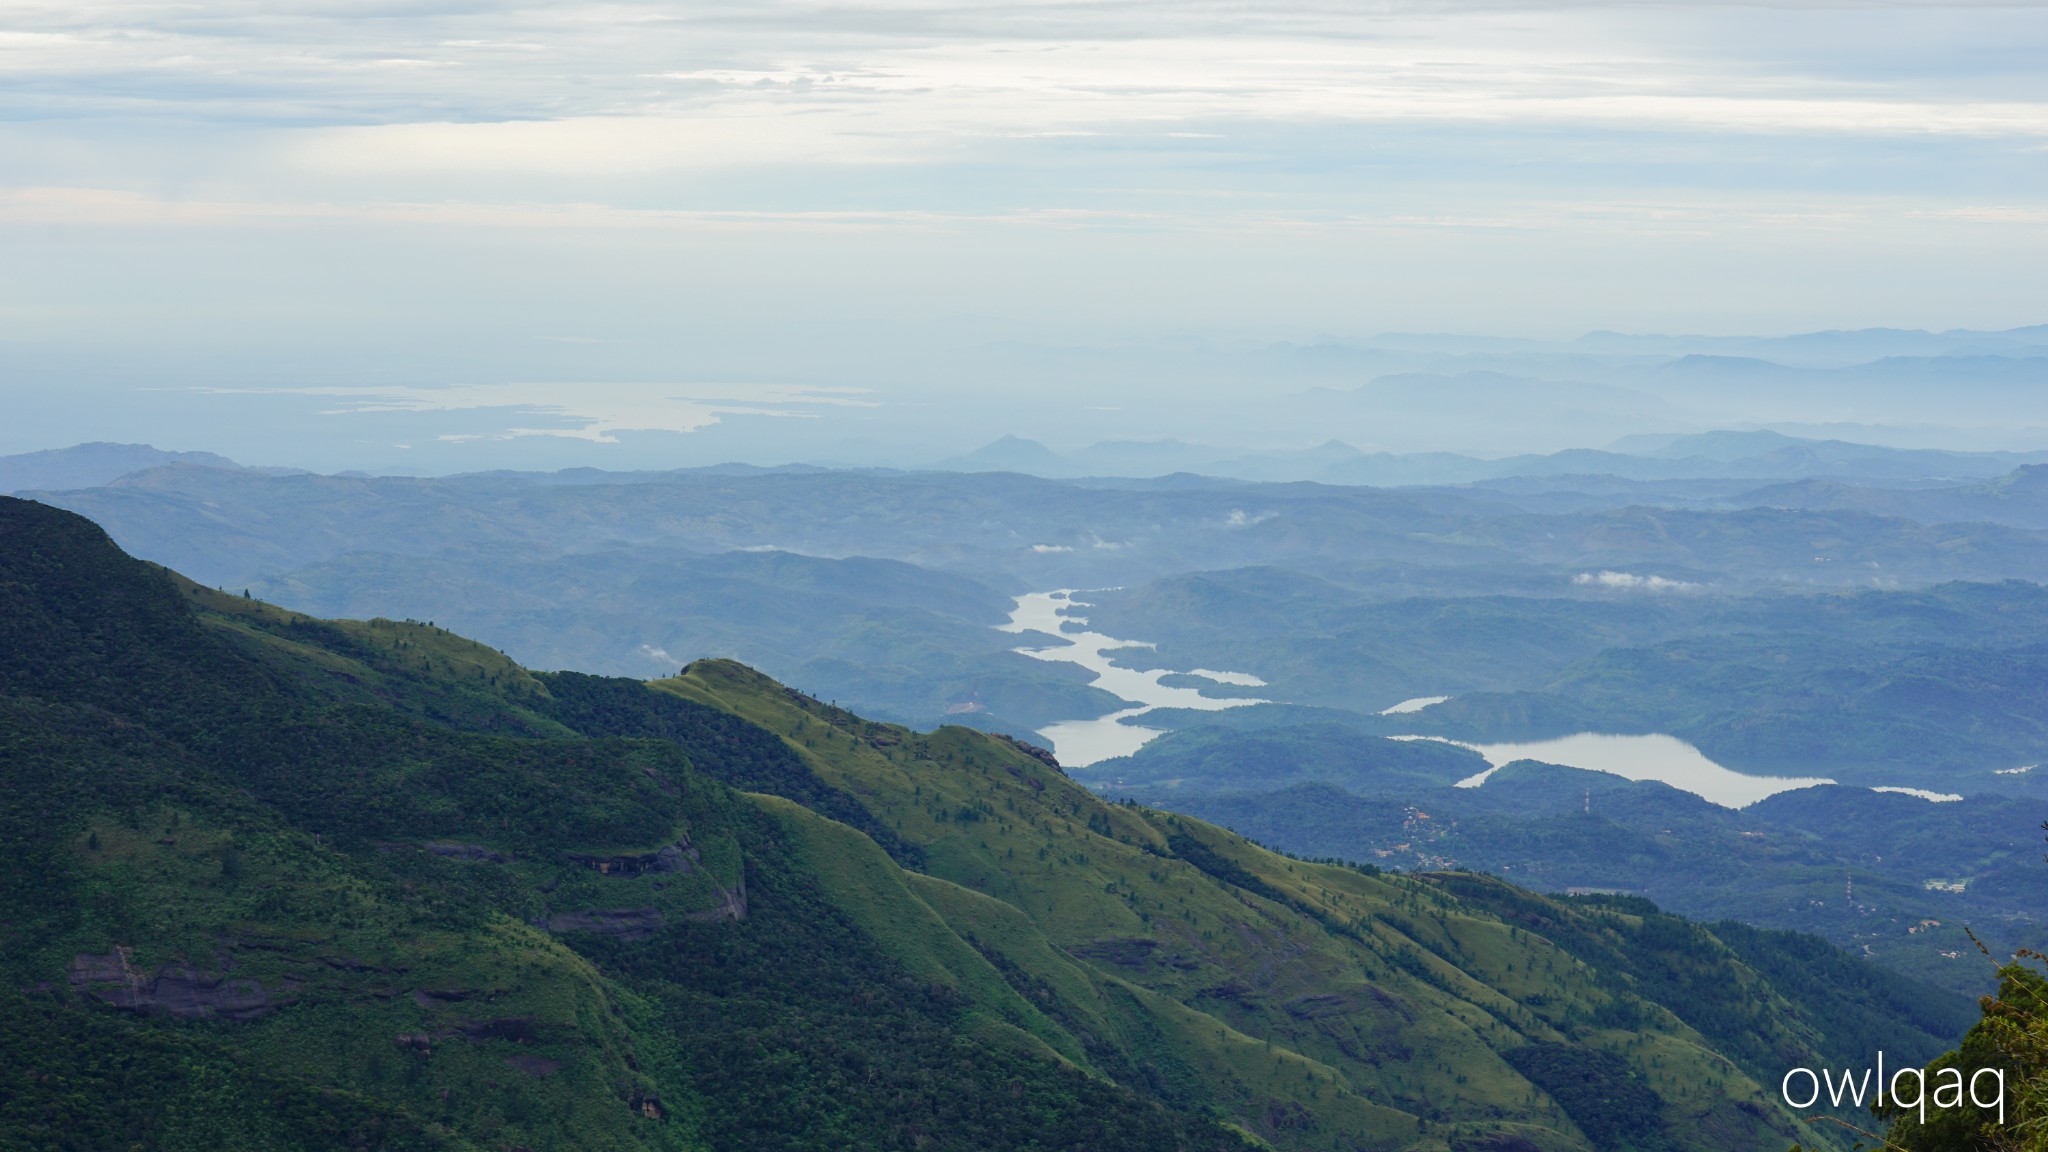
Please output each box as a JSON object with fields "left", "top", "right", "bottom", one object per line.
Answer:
{"left": 565, "top": 836, "right": 699, "bottom": 876}
{"left": 68, "top": 948, "right": 295, "bottom": 1021}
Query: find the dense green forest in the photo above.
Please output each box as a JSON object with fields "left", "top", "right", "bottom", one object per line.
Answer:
{"left": 1083, "top": 718, "right": 2048, "bottom": 995}
{"left": 0, "top": 494, "right": 1999, "bottom": 1151}
{"left": 33, "top": 459, "right": 2048, "bottom": 743}
{"left": 1086, "top": 573, "right": 2048, "bottom": 791}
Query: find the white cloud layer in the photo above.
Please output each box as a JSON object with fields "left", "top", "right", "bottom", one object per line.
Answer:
{"left": 1, "top": 0, "right": 2045, "bottom": 421}
{"left": 1573, "top": 570, "right": 1703, "bottom": 592}
{"left": 10, "top": 3, "right": 2048, "bottom": 176}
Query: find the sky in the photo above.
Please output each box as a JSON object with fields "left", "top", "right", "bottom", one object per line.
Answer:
{"left": 3, "top": 1, "right": 2047, "bottom": 469}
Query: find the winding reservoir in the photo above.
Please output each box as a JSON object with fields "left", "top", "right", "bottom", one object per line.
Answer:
{"left": 1393, "top": 731, "right": 1835, "bottom": 808}
{"left": 998, "top": 590, "right": 1267, "bottom": 766}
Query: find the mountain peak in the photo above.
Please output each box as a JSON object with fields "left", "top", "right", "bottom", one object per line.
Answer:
{"left": 941, "top": 435, "right": 1062, "bottom": 471}
{"left": 0, "top": 441, "right": 245, "bottom": 495}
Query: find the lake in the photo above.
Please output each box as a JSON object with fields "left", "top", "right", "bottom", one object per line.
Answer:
{"left": 998, "top": 590, "right": 1266, "bottom": 766}
{"left": 1392, "top": 731, "right": 1835, "bottom": 808}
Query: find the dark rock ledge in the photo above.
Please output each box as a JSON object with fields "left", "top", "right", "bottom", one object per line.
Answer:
{"left": 68, "top": 947, "right": 296, "bottom": 1021}
{"left": 565, "top": 836, "right": 700, "bottom": 878}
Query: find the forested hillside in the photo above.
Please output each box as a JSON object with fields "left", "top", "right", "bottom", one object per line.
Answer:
{"left": 0, "top": 495, "right": 1977, "bottom": 1151}
{"left": 1083, "top": 719, "right": 2048, "bottom": 994}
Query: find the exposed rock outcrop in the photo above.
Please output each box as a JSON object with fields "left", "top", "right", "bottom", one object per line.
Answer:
{"left": 375, "top": 840, "right": 512, "bottom": 864}
{"left": 1284, "top": 992, "right": 1355, "bottom": 1020}
{"left": 565, "top": 836, "right": 698, "bottom": 877}
{"left": 424, "top": 841, "right": 512, "bottom": 864}
{"left": 682, "top": 876, "right": 747, "bottom": 923}
{"left": 394, "top": 1015, "right": 543, "bottom": 1052}
{"left": 1200, "top": 978, "right": 1257, "bottom": 1003}
{"left": 992, "top": 733, "right": 1062, "bottom": 772}
{"left": 1068, "top": 936, "right": 1159, "bottom": 968}
{"left": 319, "top": 954, "right": 408, "bottom": 973}
{"left": 536, "top": 908, "right": 666, "bottom": 940}
{"left": 507, "top": 1053, "right": 561, "bottom": 1078}
{"left": 462, "top": 1015, "right": 540, "bottom": 1043}
{"left": 68, "top": 947, "right": 294, "bottom": 1020}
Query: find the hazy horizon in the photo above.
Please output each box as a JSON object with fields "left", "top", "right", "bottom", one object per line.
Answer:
{"left": 5, "top": 1, "right": 2047, "bottom": 472}
{"left": 7, "top": 319, "right": 2048, "bottom": 476}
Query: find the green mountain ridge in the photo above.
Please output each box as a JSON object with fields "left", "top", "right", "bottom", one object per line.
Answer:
{"left": 0, "top": 495, "right": 1972, "bottom": 1151}
{"left": 1082, "top": 570, "right": 2048, "bottom": 792}
{"left": 1079, "top": 713, "right": 2048, "bottom": 995}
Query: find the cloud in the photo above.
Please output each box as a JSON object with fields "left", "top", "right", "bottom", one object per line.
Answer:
{"left": 5, "top": 2, "right": 2045, "bottom": 249}
{"left": 1871, "top": 785, "right": 1962, "bottom": 802}
{"left": 293, "top": 115, "right": 916, "bottom": 176}
{"left": 4, "top": 0, "right": 2046, "bottom": 368}
{"left": 1572, "top": 570, "right": 1702, "bottom": 592}
{"left": 11, "top": 3, "right": 2047, "bottom": 154}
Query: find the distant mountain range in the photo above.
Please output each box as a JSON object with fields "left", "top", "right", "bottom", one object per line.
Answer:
{"left": 937, "top": 428, "right": 2048, "bottom": 487}
{"left": 1565, "top": 324, "right": 2048, "bottom": 364}
{"left": 0, "top": 441, "right": 248, "bottom": 493}
{"left": 16, "top": 437, "right": 2048, "bottom": 746}
{"left": 11, "top": 420, "right": 2048, "bottom": 502}
{"left": 1734, "top": 465, "right": 2048, "bottom": 530}
{"left": 10, "top": 323, "right": 2047, "bottom": 477}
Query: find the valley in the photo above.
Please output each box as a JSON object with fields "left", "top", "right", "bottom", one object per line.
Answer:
{"left": 0, "top": 494, "right": 1990, "bottom": 1151}
{"left": 9, "top": 434, "right": 2048, "bottom": 1008}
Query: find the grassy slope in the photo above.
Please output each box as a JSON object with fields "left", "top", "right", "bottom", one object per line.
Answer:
{"left": 4, "top": 495, "right": 1961, "bottom": 1152}
{"left": 1124, "top": 755, "right": 2040, "bottom": 998}
{"left": 0, "top": 497, "right": 1244, "bottom": 1152}
{"left": 659, "top": 659, "right": 1850, "bottom": 1152}
{"left": 5, "top": 709, "right": 693, "bottom": 1142}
